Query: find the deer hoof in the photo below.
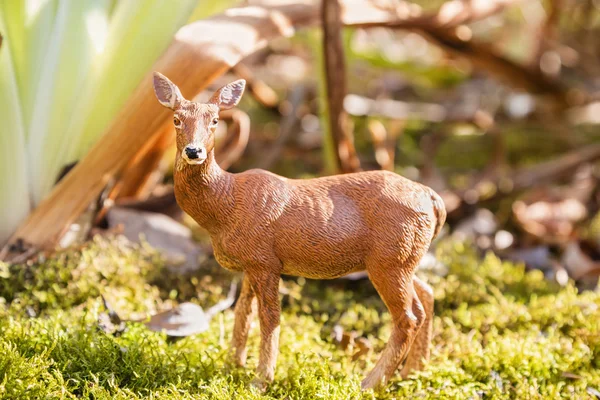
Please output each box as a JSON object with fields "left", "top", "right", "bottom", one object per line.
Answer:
{"left": 230, "top": 349, "right": 247, "bottom": 368}
{"left": 249, "top": 377, "right": 268, "bottom": 392}
{"left": 360, "top": 373, "right": 388, "bottom": 391}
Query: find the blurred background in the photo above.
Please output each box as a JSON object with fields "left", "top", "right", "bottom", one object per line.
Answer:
{"left": 2, "top": 0, "right": 600, "bottom": 292}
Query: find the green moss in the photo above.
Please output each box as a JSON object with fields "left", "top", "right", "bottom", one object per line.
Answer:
{"left": 0, "top": 237, "right": 598, "bottom": 399}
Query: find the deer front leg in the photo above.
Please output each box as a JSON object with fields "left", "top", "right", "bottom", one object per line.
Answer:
{"left": 246, "top": 270, "right": 281, "bottom": 384}
{"left": 231, "top": 275, "right": 257, "bottom": 366}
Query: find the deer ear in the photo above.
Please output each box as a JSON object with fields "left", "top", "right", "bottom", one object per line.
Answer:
{"left": 153, "top": 72, "right": 183, "bottom": 110}
{"left": 209, "top": 79, "right": 246, "bottom": 110}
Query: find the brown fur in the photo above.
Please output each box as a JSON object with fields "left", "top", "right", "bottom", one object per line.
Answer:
{"left": 152, "top": 72, "right": 446, "bottom": 389}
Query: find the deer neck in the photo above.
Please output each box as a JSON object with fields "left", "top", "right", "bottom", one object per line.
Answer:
{"left": 174, "top": 150, "right": 235, "bottom": 232}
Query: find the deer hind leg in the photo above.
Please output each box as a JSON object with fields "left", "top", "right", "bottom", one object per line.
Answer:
{"left": 231, "top": 275, "right": 258, "bottom": 367}
{"left": 361, "top": 259, "right": 425, "bottom": 390}
{"left": 246, "top": 269, "right": 281, "bottom": 384}
{"left": 400, "top": 276, "right": 433, "bottom": 378}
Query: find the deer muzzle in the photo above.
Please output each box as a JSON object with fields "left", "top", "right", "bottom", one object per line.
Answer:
{"left": 182, "top": 145, "right": 207, "bottom": 165}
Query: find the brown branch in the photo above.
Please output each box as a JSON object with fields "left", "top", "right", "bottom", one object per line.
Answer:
{"left": 420, "top": 27, "right": 570, "bottom": 108}
{"left": 344, "top": 93, "right": 495, "bottom": 128}
{"left": 452, "top": 143, "right": 600, "bottom": 210}
{"left": 215, "top": 109, "right": 251, "bottom": 170}
{"left": 114, "top": 124, "right": 174, "bottom": 200}
{"left": 510, "top": 144, "right": 600, "bottom": 191}
{"left": 367, "top": 119, "right": 395, "bottom": 171}
{"left": 351, "top": 0, "right": 571, "bottom": 107}
{"left": 232, "top": 63, "right": 279, "bottom": 110}
{"left": 531, "top": 0, "right": 563, "bottom": 66}
{"left": 349, "top": 0, "right": 525, "bottom": 30}
{"left": 258, "top": 85, "right": 305, "bottom": 170}
{"left": 322, "top": 0, "right": 361, "bottom": 173}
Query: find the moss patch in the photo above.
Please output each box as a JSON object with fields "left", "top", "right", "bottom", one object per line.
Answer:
{"left": 0, "top": 238, "right": 598, "bottom": 399}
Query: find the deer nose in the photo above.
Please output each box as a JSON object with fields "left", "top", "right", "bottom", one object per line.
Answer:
{"left": 184, "top": 146, "right": 204, "bottom": 160}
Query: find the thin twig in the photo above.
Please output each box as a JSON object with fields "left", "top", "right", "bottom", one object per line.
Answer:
{"left": 206, "top": 279, "right": 239, "bottom": 319}
{"left": 233, "top": 63, "right": 280, "bottom": 110}
{"left": 351, "top": 0, "right": 571, "bottom": 107}
{"left": 216, "top": 109, "right": 251, "bottom": 170}
{"left": 322, "top": 0, "right": 361, "bottom": 173}
{"left": 455, "top": 143, "right": 600, "bottom": 208}
{"left": 344, "top": 93, "right": 494, "bottom": 127}
{"left": 258, "top": 85, "right": 305, "bottom": 170}
{"left": 367, "top": 119, "right": 396, "bottom": 171}
{"left": 530, "top": 0, "right": 563, "bottom": 67}
{"left": 350, "top": 0, "right": 525, "bottom": 30}
{"left": 419, "top": 27, "right": 570, "bottom": 107}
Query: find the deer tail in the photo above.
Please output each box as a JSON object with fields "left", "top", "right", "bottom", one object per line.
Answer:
{"left": 429, "top": 188, "right": 447, "bottom": 240}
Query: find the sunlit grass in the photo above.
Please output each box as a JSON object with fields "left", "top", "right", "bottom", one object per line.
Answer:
{"left": 0, "top": 238, "right": 598, "bottom": 399}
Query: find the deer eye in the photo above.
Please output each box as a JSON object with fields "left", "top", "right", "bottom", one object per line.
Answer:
{"left": 173, "top": 116, "right": 181, "bottom": 127}
{"left": 211, "top": 118, "right": 219, "bottom": 126}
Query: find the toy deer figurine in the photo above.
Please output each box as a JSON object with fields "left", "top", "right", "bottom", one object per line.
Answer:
{"left": 152, "top": 72, "right": 446, "bottom": 390}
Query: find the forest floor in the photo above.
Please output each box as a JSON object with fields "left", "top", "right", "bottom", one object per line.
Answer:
{"left": 0, "top": 236, "right": 599, "bottom": 399}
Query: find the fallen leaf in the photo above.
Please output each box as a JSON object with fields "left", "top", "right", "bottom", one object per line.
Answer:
{"left": 562, "top": 241, "right": 600, "bottom": 281}
{"left": 561, "top": 371, "right": 583, "bottom": 380}
{"left": 145, "top": 280, "right": 238, "bottom": 337}
{"left": 352, "top": 337, "right": 372, "bottom": 361}
{"left": 587, "top": 387, "right": 600, "bottom": 399}
{"left": 144, "top": 302, "right": 210, "bottom": 337}
{"left": 513, "top": 188, "right": 587, "bottom": 245}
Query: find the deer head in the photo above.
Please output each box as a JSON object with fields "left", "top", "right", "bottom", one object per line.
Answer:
{"left": 152, "top": 72, "right": 246, "bottom": 165}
